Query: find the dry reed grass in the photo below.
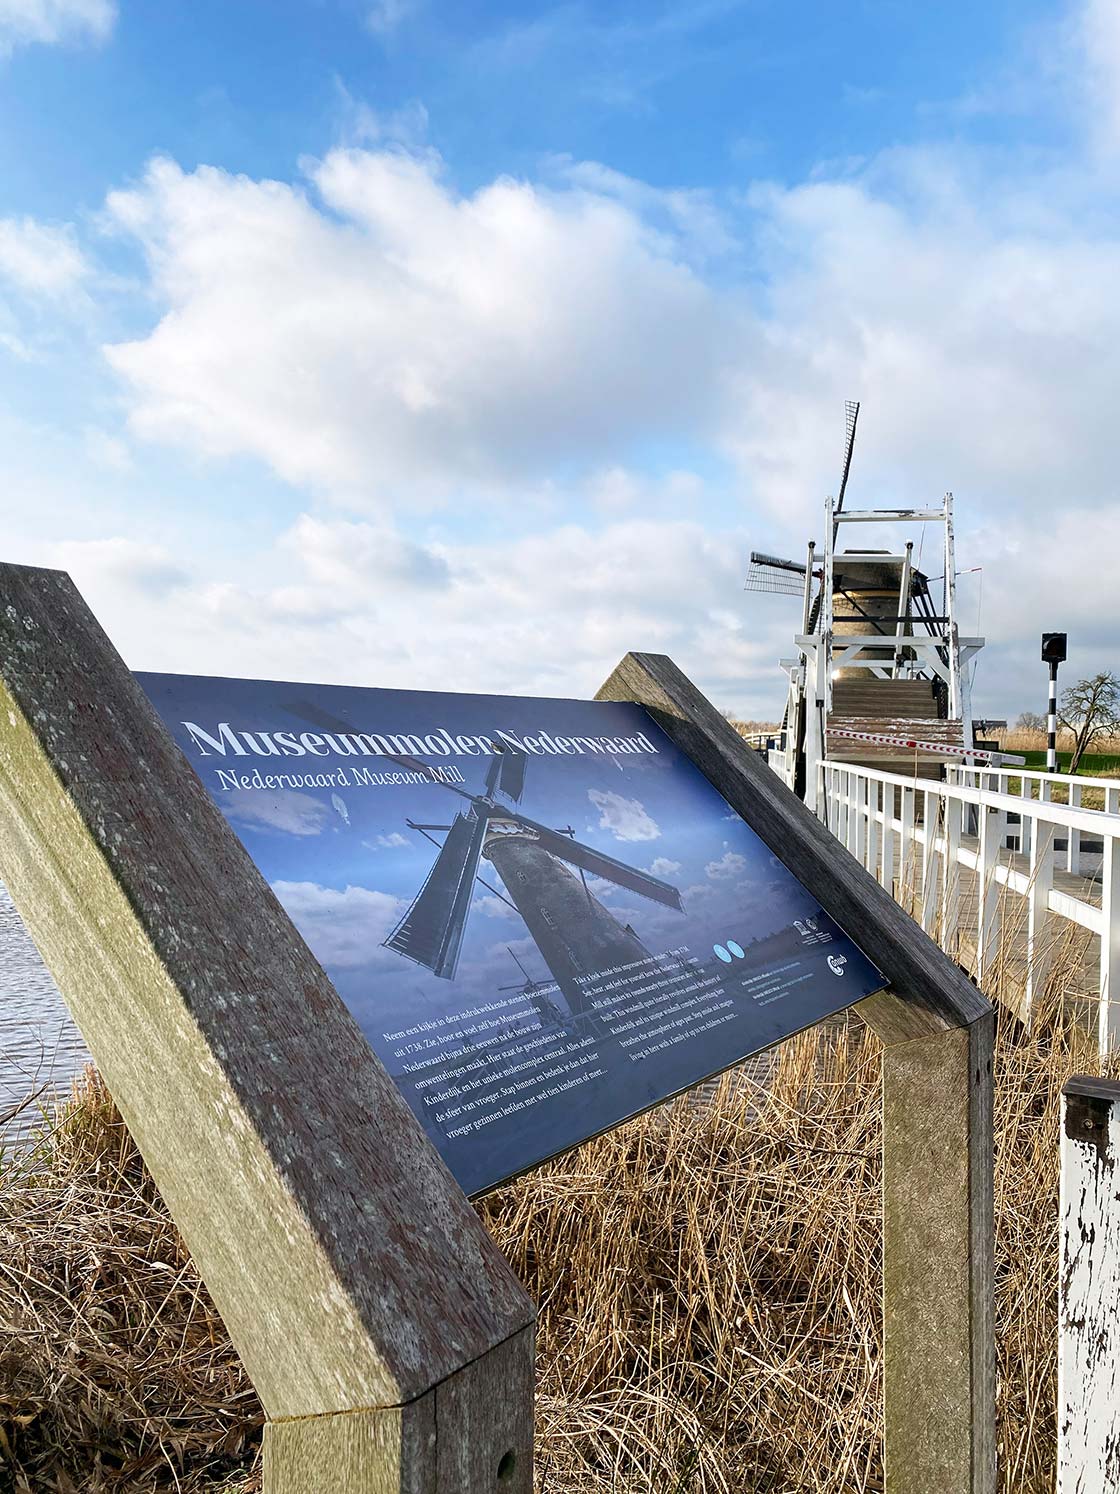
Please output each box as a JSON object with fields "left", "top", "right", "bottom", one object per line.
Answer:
{"left": 0, "top": 1074, "right": 261, "bottom": 1493}
{"left": 0, "top": 979, "right": 1109, "bottom": 1491}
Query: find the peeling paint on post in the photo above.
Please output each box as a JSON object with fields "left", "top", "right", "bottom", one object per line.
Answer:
{"left": 1060, "top": 1076, "right": 1120, "bottom": 1492}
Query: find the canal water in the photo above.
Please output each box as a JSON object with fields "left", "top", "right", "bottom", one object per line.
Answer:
{"left": 0, "top": 882, "right": 89, "bottom": 1143}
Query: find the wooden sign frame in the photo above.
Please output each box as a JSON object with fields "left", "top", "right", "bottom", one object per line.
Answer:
{"left": 0, "top": 568, "right": 994, "bottom": 1493}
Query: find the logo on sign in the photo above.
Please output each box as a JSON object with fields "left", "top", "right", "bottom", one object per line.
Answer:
{"left": 827, "top": 954, "right": 847, "bottom": 976}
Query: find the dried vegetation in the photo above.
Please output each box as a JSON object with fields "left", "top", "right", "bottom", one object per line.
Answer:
{"left": 2, "top": 968, "right": 1107, "bottom": 1492}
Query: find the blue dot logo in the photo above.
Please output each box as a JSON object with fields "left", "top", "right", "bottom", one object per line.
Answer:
{"left": 727, "top": 940, "right": 745, "bottom": 959}
{"left": 714, "top": 944, "right": 732, "bottom": 963}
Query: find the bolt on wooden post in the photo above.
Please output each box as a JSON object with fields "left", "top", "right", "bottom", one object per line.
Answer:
{"left": 0, "top": 565, "right": 535, "bottom": 1493}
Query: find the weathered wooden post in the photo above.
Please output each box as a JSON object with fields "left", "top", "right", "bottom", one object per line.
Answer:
{"left": 0, "top": 565, "right": 536, "bottom": 1493}
{"left": 597, "top": 653, "right": 997, "bottom": 1494}
{"left": 1059, "top": 1075, "right": 1120, "bottom": 1492}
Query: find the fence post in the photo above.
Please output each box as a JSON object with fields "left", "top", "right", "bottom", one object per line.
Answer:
{"left": 1020, "top": 776, "right": 1033, "bottom": 859}
{"left": 1059, "top": 1077, "right": 1120, "bottom": 1491}
{"left": 1024, "top": 818, "right": 1056, "bottom": 1026}
{"left": 921, "top": 789, "right": 938, "bottom": 935}
{"left": 596, "top": 654, "right": 996, "bottom": 1494}
{"left": 900, "top": 786, "right": 915, "bottom": 905}
{"left": 1067, "top": 784, "right": 1082, "bottom": 876}
{"left": 880, "top": 783, "right": 896, "bottom": 895}
{"left": 866, "top": 779, "right": 880, "bottom": 880}
{"left": 0, "top": 565, "right": 536, "bottom": 1494}
{"left": 977, "top": 804, "right": 1002, "bottom": 986}
{"left": 1101, "top": 837, "right": 1120, "bottom": 1056}
{"left": 854, "top": 775, "right": 868, "bottom": 865}
{"left": 943, "top": 796, "right": 962, "bottom": 962}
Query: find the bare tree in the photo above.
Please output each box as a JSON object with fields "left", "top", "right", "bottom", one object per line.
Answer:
{"left": 1058, "top": 672, "right": 1120, "bottom": 773}
{"left": 1015, "top": 710, "right": 1046, "bottom": 733}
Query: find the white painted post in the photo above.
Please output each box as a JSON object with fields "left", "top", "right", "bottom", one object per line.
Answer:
{"left": 944, "top": 492, "right": 963, "bottom": 722}
{"left": 921, "top": 790, "right": 938, "bottom": 935}
{"left": 880, "top": 782, "right": 896, "bottom": 894}
{"left": 1020, "top": 776, "right": 1033, "bottom": 860}
{"left": 1059, "top": 1077, "right": 1120, "bottom": 1491}
{"left": 852, "top": 775, "right": 867, "bottom": 866}
{"left": 1100, "top": 835, "right": 1120, "bottom": 1057}
{"left": 822, "top": 497, "right": 835, "bottom": 715}
{"left": 943, "top": 796, "right": 962, "bottom": 961}
{"left": 825, "top": 765, "right": 835, "bottom": 832}
{"left": 1067, "top": 783, "right": 1082, "bottom": 876}
{"left": 1024, "top": 818, "right": 1056, "bottom": 1027}
{"left": 977, "top": 804, "right": 1001, "bottom": 987}
{"left": 866, "top": 778, "right": 880, "bottom": 877}
{"left": 804, "top": 648, "right": 823, "bottom": 815}
{"left": 900, "top": 785, "right": 915, "bottom": 906}
{"left": 990, "top": 773, "right": 1007, "bottom": 862}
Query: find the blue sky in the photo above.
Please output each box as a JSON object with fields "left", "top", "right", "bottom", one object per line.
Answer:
{"left": 1, "top": 2, "right": 1057, "bottom": 213}
{"left": 1, "top": 0, "right": 1118, "bottom": 719}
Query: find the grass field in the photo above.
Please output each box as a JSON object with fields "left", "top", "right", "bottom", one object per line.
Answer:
{"left": 0, "top": 965, "right": 1107, "bottom": 1493}
{"left": 1014, "top": 750, "right": 1120, "bottom": 776}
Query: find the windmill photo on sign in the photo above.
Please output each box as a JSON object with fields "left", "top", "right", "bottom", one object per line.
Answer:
{"left": 138, "top": 673, "right": 887, "bottom": 1195}
{"left": 381, "top": 742, "right": 683, "bottom": 1007}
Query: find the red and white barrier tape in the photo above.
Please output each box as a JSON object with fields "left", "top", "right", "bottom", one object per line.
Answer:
{"left": 827, "top": 726, "right": 1024, "bottom": 766}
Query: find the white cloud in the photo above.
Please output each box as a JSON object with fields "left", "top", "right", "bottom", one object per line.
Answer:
{"left": 706, "top": 850, "right": 746, "bottom": 880}
{"left": 58, "top": 509, "right": 773, "bottom": 713}
{"left": 646, "top": 856, "right": 681, "bottom": 877}
{"left": 17, "top": 2, "right": 1120, "bottom": 726}
{"left": 103, "top": 150, "right": 730, "bottom": 503}
{"left": 281, "top": 514, "right": 449, "bottom": 592}
{"left": 587, "top": 788, "right": 660, "bottom": 842}
{"left": 49, "top": 537, "right": 189, "bottom": 597}
{"left": 365, "top": 831, "right": 410, "bottom": 849}
{"left": 0, "top": 216, "right": 87, "bottom": 296}
{"left": 0, "top": 0, "right": 114, "bottom": 52}
{"left": 272, "top": 880, "right": 404, "bottom": 968}
{"left": 223, "top": 790, "right": 331, "bottom": 838}
{"left": 82, "top": 427, "right": 133, "bottom": 473}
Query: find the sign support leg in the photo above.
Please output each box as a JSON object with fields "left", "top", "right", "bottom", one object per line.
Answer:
{"left": 262, "top": 1330, "right": 535, "bottom": 1494}
{"left": 861, "top": 995, "right": 996, "bottom": 1494}
{"left": 596, "top": 652, "right": 997, "bottom": 1494}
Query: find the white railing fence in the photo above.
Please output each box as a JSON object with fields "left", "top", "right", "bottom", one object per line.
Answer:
{"left": 817, "top": 760, "right": 1120, "bottom": 1056}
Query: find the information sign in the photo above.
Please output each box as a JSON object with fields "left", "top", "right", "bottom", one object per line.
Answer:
{"left": 138, "top": 674, "right": 886, "bottom": 1194}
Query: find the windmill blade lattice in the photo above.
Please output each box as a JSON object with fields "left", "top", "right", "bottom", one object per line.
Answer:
{"left": 745, "top": 550, "right": 808, "bottom": 596}
{"left": 835, "top": 398, "right": 860, "bottom": 515}
{"left": 384, "top": 810, "right": 488, "bottom": 978}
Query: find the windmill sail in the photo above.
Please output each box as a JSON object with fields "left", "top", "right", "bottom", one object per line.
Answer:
{"left": 504, "top": 812, "right": 684, "bottom": 910}
{"left": 497, "top": 748, "right": 526, "bottom": 802}
{"left": 745, "top": 551, "right": 808, "bottom": 596}
{"left": 835, "top": 398, "right": 860, "bottom": 514}
{"left": 384, "top": 810, "right": 488, "bottom": 977}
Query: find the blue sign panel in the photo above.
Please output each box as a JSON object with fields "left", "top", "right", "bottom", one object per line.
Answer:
{"left": 137, "top": 674, "right": 886, "bottom": 1196}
